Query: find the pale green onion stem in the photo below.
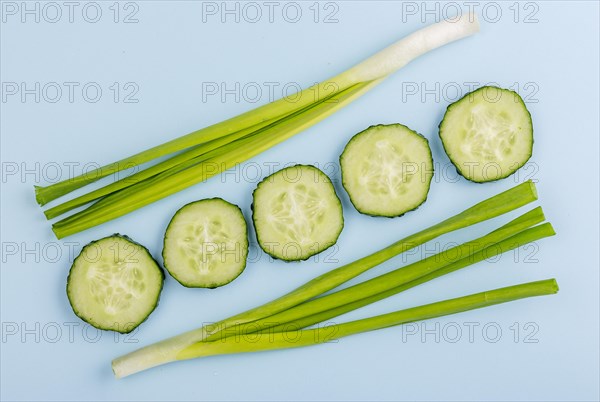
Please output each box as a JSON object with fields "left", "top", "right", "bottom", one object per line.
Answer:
{"left": 37, "top": 13, "right": 479, "bottom": 213}
{"left": 111, "top": 182, "right": 536, "bottom": 378}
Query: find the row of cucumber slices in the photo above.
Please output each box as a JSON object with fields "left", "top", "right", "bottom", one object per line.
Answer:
{"left": 67, "top": 86, "right": 534, "bottom": 333}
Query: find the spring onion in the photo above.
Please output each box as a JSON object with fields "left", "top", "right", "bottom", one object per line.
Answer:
{"left": 111, "top": 182, "right": 540, "bottom": 378}
{"left": 37, "top": 14, "right": 480, "bottom": 238}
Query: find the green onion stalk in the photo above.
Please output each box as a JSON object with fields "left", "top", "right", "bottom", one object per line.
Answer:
{"left": 38, "top": 14, "right": 480, "bottom": 238}
{"left": 111, "top": 182, "right": 546, "bottom": 378}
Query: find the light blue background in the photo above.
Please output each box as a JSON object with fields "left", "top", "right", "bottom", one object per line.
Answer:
{"left": 1, "top": 1, "right": 599, "bottom": 401}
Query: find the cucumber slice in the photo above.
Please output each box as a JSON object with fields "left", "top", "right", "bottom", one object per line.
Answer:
{"left": 439, "top": 86, "right": 533, "bottom": 183}
{"left": 340, "top": 124, "right": 434, "bottom": 217}
{"left": 163, "top": 198, "right": 248, "bottom": 288}
{"left": 67, "top": 234, "right": 164, "bottom": 333}
{"left": 252, "top": 165, "right": 343, "bottom": 261}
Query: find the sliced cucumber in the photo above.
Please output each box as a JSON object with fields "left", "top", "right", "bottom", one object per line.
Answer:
{"left": 439, "top": 86, "right": 533, "bottom": 183}
{"left": 163, "top": 198, "right": 248, "bottom": 288}
{"left": 252, "top": 165, "right": 343, "bottom": 261}
{"left": 340, "top": 124, "right": 434, "bottom": 217}
{"left": 67, "top": 234, "right": 164, "bottom": 333}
